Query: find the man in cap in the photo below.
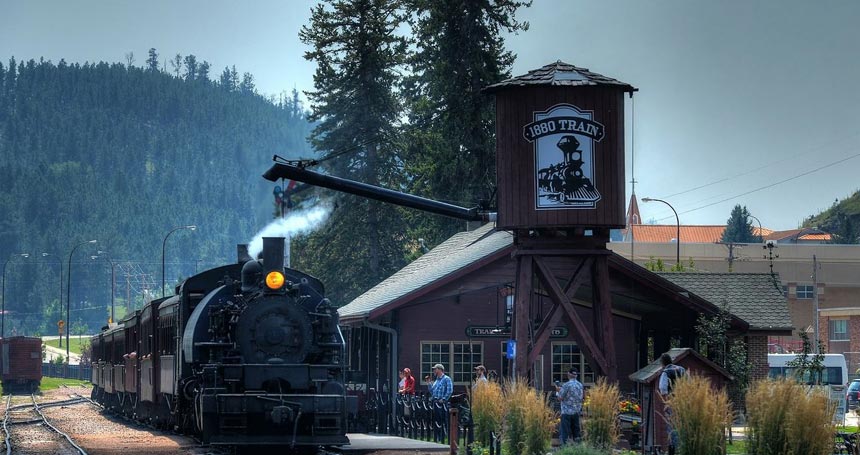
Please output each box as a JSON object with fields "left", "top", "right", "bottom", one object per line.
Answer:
{"left": 426, "top": 363, "right": 453, "bottom": 441}
{"left": 555, "top": 367, "right": 583, "bottom": 445}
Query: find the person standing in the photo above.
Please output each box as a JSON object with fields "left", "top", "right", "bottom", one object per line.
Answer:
{"left": 426, "top": 363, "right": 453, "bottom": 442}
{"left": 556, "top": 368, "right": 584, "bottom": 445}
{"left": 658, "top": 353, "right": 686, "bottom": 455}
{"left": 473, "top": 365, "right": 489, "bottom": 387}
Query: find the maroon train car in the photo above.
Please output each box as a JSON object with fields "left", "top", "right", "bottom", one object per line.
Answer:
{"left": 0, "top": 336, "right": 43, "bottom": 392}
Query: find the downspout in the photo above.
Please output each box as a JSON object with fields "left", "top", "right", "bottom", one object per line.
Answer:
{"left": 363, "top": 318, "right": 398, "bottom": 417}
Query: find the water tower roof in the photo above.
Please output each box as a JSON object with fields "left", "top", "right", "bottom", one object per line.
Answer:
{"left": 483, "top": 60, "right": 636, "bottom": 93}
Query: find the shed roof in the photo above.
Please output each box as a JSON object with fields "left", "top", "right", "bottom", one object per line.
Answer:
{"left": 337, "top": 223, "right": 514, "bottom": 321}
{"left": 628, "top": 348, "right": 733, "bottom": 384}
{"left": 624, "top": 224, "right": 773, "bottom": 243}
{"left": 655, "top": 272, "right": 793, "bottom": 332}
{"left": 483, "top": 61, "right": 636, "bottom": 93}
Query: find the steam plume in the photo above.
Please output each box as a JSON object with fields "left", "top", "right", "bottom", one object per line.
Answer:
{"left": 247, "top": 204, "right": 332, "bottom": 259}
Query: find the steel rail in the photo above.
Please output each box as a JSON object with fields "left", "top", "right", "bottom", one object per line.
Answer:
{"left": 2, "top": 395, "right": 11, "bottom": 455}
{"left": 30, "top": 394, "right": 89, "bottom": 455}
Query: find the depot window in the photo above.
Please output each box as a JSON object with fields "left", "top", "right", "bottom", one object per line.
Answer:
{"left": 420, "top": 341, "right": 482, "bottom": 385}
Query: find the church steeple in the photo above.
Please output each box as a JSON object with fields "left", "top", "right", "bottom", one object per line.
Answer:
{"left": 627, "top": 193, "right": 641, "bottom": 227}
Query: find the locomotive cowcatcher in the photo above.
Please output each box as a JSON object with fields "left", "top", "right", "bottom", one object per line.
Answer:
{"left": 90, "top": 237, "right": 348, "bottom": 448}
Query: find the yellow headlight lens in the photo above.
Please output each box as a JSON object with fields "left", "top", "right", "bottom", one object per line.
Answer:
{"left": 265, "top": 271, "right": 285, "bottom": 290}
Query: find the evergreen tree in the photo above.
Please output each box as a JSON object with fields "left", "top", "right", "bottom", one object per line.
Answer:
{"left": 183, "top": 54, "right": 198, "bottom": 81}
{"left": 197, "top": 60, "right": 211, "bottom": 84}
{"left": 721, "top": 204, "right": 757, "bottom": 243}
{"left": 402, "top": 0, "right": 529, "bottom": 245}
{"left": 832, "top": 208, "right": 858, "bottom": 244}
{"left": 171, "top": 54, "right": 182, "bottom": 77}
{"left": 239, "top": 72, "right": 255, "bottom": 94}
{"left": 219, "top": 66, "right": 236, "bottom": 91}
{"left": 146, "top": 48, "right": 159, "bottom": 72}
{"left": 296, "top": 0, "right": 410, "bottom": 305}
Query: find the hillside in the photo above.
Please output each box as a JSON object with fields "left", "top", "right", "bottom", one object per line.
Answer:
{"left": 803, "top": 190, "right": 860, "bottom": 243}
{"left": 0, "top": 56, "right": 314, "bottom": 334}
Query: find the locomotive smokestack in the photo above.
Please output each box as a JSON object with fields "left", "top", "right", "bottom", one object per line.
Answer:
{"left": 237, "top": 244, "right": 252, "bottom": 264}
{"left": 262, "top": 237, "right": 285, "bottom": 276}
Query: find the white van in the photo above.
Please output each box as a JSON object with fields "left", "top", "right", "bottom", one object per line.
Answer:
{"left": 767, "top": 353, "right": 848, "bottom": 386}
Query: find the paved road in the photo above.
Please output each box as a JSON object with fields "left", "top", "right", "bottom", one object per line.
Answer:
{"left": 41, "top": 337, "right": 84, "bottom": 365}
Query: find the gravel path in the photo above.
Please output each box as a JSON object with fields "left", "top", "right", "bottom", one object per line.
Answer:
{"left": 4, "top": 386, "right": 223, "bottom": 455}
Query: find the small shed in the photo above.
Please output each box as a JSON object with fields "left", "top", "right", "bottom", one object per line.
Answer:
{"left": 629, "top": 348, "right": 733, "bottom": 453}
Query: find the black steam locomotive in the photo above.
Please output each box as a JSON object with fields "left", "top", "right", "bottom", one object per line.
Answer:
{"left": 90, "top": 237, "right": 348, "bottom": 449}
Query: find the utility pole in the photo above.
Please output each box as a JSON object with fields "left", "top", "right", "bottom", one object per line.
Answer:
{"left": 813, "top": 254, "right": 820, "bottom": 354}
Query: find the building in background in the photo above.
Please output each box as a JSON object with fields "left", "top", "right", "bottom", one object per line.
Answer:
{"left": 612, "top": 197, "right": 860, "bottom": 377}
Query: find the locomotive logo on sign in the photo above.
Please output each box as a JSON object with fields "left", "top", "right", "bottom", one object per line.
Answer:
{"left": 524, "top": 104, "right": 605, "bottom": 209}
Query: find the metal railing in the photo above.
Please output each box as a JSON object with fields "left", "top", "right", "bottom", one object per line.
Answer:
{"left": 41, "top": 363, "right": 91, "bottom": 381}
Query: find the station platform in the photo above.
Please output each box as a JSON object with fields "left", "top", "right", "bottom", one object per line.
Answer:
{"left": 341, "top": 433, "right": 449, "bottom": 453}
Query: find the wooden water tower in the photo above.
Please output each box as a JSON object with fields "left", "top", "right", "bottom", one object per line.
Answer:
{"left": 483, "top": 61, "right": 636, "bottom": 381}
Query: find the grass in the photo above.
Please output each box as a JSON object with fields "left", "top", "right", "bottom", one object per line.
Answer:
{"left": 0, "top": 377, "right": 90, "bottom": 395}
{"left": 725, "top": 439, "right": 747, "bottom": 454}
{"left": 38, "top": 377, "right": 91, "bottom": 392}
{"left": 43, "top": 337, "right": 89, "bottom": 355}
{"left": 584, "top": 378, "right": 621, "bottom": 451}
{"left": 668, "top": 375, "right": 732, "bottom": 455}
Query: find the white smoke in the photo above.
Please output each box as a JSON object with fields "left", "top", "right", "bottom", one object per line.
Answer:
{"left": 247, "top": 204, "right": 332, "bottom": 259}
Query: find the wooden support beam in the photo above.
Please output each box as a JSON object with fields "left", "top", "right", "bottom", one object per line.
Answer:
{"left": 563, "top": 256, "right": 595, "bottom": 299}
{"left": 530, "top": 257, "right": 593, "bottom": 367}
{"left": 533, "top": 256, "right": 609, "bottom": 376}
{"left": 593, "top": 255, "right": 618, "bottom": 382}
{"left": 513, "top": 255, "right": 533, "bottom": 379}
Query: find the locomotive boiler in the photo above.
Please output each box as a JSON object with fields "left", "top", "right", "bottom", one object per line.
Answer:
{"left": 90, "top": 237, "right": 348, "bottom": 449}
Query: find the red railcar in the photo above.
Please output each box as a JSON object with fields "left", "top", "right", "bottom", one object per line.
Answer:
{"left": 0, "top": 336, "right": 43, "bottom": 392}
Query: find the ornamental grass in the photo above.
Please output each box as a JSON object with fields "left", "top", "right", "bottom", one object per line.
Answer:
{"left": 583, "top": 377, "right": 620, "bottom": 451}
{"left": 746, "top": 378, "right": 835, "bottom": 455}
{"left": 470, "top": 379, "right": 504, "bottom": 446}
{"left": 667, "top": 375, "right": 732, "bottom": 455}
{"left": 501, "top": 378, "right": 555, "bottom": 455}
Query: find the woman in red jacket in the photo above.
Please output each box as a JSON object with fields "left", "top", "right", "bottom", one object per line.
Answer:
{"left": 399, "top": 367, "right": 415, "bottom": 395}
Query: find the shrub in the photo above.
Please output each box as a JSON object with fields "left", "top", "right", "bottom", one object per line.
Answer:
{"left": 583, "top": 377, "right": 620, "bottom": 450}
{"left": 746, "top": 378, "right": 835, "bottom": 455}
{"left": 667, "top": 375, "right": 732, "bottom": 455}
{"left": 471, "top": 379, "right": 504, "bottom": 446}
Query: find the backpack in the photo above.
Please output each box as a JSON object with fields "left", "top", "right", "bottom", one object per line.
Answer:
{"left": 664, "top": 364, "right": 685, "bottom": 393}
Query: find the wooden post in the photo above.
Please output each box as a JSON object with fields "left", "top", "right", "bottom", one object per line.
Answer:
{"left": 513, "top": 255, "right": 533, "bottom": 378}
{"left": 449, "top": 407, "right": 459, "bottom": 455}
{"left": 593, "top": 255, "right": 617, "bottom": 381}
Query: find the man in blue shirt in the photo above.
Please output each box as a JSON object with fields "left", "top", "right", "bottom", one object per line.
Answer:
{"left": 427, "top": 363, "right": 453, "bottom": 441}
{"left": 555, "top": 368, "right": 584, "bottom": 445}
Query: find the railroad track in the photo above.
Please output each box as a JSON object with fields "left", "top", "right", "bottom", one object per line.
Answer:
{"left": 2, "top": 394, "right": 89, "bottom": 455}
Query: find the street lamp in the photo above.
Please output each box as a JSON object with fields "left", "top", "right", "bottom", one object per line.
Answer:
{"left": 94, "top": 251, "right": 116, "bottom": 324}
{"left": 642, "top": 197, "right": 680, "bottom": 268}
{"left": 162, "top": 225, "right": 197, "bottom": 297}
{"left": 748, "top": 214, "right": 764, "bottom": 243}
{"left": 2, "top": 253, "right": 30, "bottom": 338}
{"left": 41, "top": 253, "right": 63, "bottom": 346}
{"left": 67, "top": 239, "right": 96, "bottom": 360}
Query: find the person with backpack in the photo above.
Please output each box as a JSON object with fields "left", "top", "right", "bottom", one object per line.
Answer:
{"left": 658, "top": 353, "right": 686, "bottom": 455}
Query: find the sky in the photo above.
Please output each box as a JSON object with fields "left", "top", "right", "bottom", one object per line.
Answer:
{"left": 1, "top": 0, "right": 858, "bottom": 230}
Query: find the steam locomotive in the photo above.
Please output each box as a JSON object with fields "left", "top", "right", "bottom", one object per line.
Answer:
{"left": 90, "top": 237, "right": 348, "bottom": 449}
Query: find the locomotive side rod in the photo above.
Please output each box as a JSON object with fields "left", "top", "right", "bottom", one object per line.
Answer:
{"left": 263, "top": 162, "right": 487, "bottom": 222}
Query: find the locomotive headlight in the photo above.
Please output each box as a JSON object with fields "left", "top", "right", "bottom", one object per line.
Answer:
{"left": 265, "top": 271, "right": 286, "bottom": 290}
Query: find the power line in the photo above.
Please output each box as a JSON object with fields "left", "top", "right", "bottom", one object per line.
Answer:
{"left": 653, "top": 150, "right": 860, "bottom": 222}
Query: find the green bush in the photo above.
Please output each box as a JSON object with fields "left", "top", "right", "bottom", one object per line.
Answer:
{"left": 471, "top": 379, "right": 504, "bottom": 446}
{"left": 502, "top": 379, "right": 554, "bottom": 455}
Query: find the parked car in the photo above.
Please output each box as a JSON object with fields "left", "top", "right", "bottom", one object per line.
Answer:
{"left": 847, "top": 379, "right": 860, "bottom": 410}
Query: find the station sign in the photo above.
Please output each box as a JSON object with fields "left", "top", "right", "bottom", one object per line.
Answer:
{"left": 465, "top": 325, "right": 568, "bottom": 338}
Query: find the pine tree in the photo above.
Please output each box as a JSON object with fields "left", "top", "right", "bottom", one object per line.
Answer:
{"left": 197, "top": 60, "right": 211, "bottom": 83}
{"left": 402, "top": 0, "right": 529, "bottom": 245}
{"left": 146, "top": 48, "right": 159, "bottom": 72}
{"left": 219, "top": 66, "right": 235, "bottom": 91}
{"left": 183, "top": 55, "right": 198, "bottom": 81}
{"left": 239, "top": 72, "right": 255, "bottom": 94}
{"left": 296, "top": 0, "right": 410, "bottom": 304}
{"left": 721, "top": 204, "right": 757, "bottom": 243}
